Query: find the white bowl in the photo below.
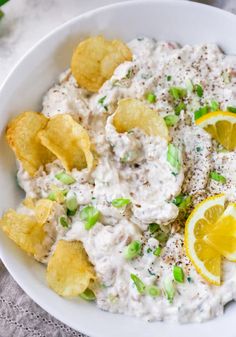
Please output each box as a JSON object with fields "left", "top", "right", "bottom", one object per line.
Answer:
{"left": 1, "top": 1, "right": 236, "bottom": 336}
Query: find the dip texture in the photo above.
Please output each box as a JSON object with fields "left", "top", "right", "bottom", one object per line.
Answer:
{"left": 17, "top": 38, "right": 236, "bottom": 322}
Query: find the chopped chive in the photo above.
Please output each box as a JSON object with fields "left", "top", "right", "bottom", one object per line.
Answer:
{"left": 210, "top": 100, "right": 219, "bottom": 111}
{"left": 66, "top": 194, "right": 78, "bottom": 212}
{"left": 195, "top": 84, "right": 203, "bottom": 97}
{"left": 169, "top": 87, "right": 187, "bottom": 100}
{"left": 194, "top": 106, "right": 210, "bottom": 120}
{"left": 209, "top": 171, "right": 226, "bottom": 184}
{"left": 98, "top": 96, "right": 108, "bottom": 111}
{"left": 173, "top": 265, "right": 185, "bottom": 283}
{"left": 164, "top": 115, "right": 178, "bottom": 127}
{"left": 130, "top": 274, "right": 146, "bottom": 294}
{"left": 148, "top": 223, "right": 160, "bottom": 234}
{"left": 79, "top": 288, "right": 96, "bottom": 301}
{"left": 126, "top": 69, "right": 132, "bottom": 79}
{"left": 59, "top": 215, "right": 69, "bottom": 228}
{"left": 174, "top": 102, "right": 186, "bottom": 116}
{"left": 124, "top": 240, "right": 142, "bottom": 260}
{"left": 185, "top": 79, "right": 194, "bottom": 93}
{"left": 55, "top": 172, "right": 76, "bottom": 185}
{"left": 167, "top": 75, "right": 172, "bottom": 81}
{"left": 111, "top": 198, "right": 131, "bottom": 208}
{"left": 48, "top": 191, "right": 57, "bottom": 201}
{"left": 153, "top": 246, "right": 162, "bottom": 256}
{"left": 80, "top": 205, "right": 100, "bottom": 230}
{"left": 67, "top": 208, "right": 77, "bottom": 216}
{"left": 227, "top": 106, "right": 236, "bottom": 113}
{"left": 146, "top": 92, "right": 157, "bottom": 103}
{"left": 167, "top": 144, "right": 181, "bottom": 173}
{"left": 146, "top": 285, "right": 160, "bottom": 297}
{"left": 163, "top": 278, "right": 175, "bottom": 303}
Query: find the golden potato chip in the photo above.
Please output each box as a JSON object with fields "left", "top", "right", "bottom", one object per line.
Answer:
{"left": 35, "top": 199, "right": 54, "bottom": 225}
{"left": 22, "top": 198, "right": 35, "bottom": 209}
{"left": 113, "top": 98, "right": 169, "bottom": 140}
{"left": 39, "top": 114, "right": 93, "bottom": 172}
{"left": 46, "top": 240, "right": 95, "bottom": 297}
{"left": 0, "top": 209, "right": 45, "bottom": 257}
{"left": 71, "top": 35, "right": 132, "bottom": 92}
{"left": 6, "top": 111, "right": 55, "bottom": 176}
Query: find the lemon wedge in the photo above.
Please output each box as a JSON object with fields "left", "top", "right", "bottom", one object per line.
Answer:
{"left": 196, "top": 111, "right": 236, "bottom": 151}
{"left": 184, "top": 194, "right": 225, "bottom": 285}
{"left": 205, "top": 203, "right": 236, "bottom": 262}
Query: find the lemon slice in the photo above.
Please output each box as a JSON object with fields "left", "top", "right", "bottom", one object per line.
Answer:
{"left": 185, "top": 194, "right": 225, "bottom": 285}
{"left": 196, "top": 111, "right": 236, "bottom": 151}
{"left": 205, "top": 203, "right": 236, "bottom": 262}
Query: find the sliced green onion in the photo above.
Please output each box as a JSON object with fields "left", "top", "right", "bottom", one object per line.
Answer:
{"left": 148, "top": 223, "right": 160, "bottom": 234}
{"left": 124, "top": 240, "right": 142, "bottom": 260}
{"left": 126, "top": 69, "right": 132, "bottom": 79}
{"left": 55, "top": 172, "right": 76, "bottom": 185}
{"left": 146, "top": 92, "right": 157, "bottom": 103}
{"left": 173, "top": 265, "right": 185, "bottom": 283}
{"left": 80, "top": 205, "right": 100, "bottom": 230}
{"left": 67, "top": 208, "right": 77, "bottom": 216}
{"left": 48, "top": 191, "right": 57, "bottom": 201}
{"left": 195, "top": 84, "right": 203, "bottom": 97}
{"left": 164, "top": 115, "right": 178, "bottom": 127}
{"left": 153, "top": 247, "right": 162, "bottom": 257}
{"left": 79, "top": 288, "right": 96, "bottom": 301}
{"left": 167, "top": 75, "right": 172, "bottom": 81}
{"left": 227, "top": 106, "right": 236, "bottom": 113}
{"left": 147, "top": 248, "right": 152, "bottom": 254}
{"left": 146, "top": 285, "right": 160, "bottom": 297}
{"left": 185, "top": 79, "right": 194, "bottom": 93}
{"left": 169, "top": 87, "right": 187, "bottom": 100}
{"left": 98, "top": 96, "right": 108, "bottom": 111}
{"left": 163, "top": 278, "right": 175, "bottom": 303}
{"left": 66, "top": 194, "right": 78, "bottom": 212}
{"left": 194, "top": 106, "right": 210, "bottom": 120}
{"left": 173, "top": 194, "right": 185, "bottom": 206}
{"left": 130, "top": 274, "right": 146, "bottom": 294}
{"left": 174, "top": 102, "right": 186, "bottom": 116}
{"left": 167, "top": 144, "right": 181, "bottom": 173}
{"left": 209, "top": 171, "right": 226, "bottom": 184}
{"left": 173, "top": 194, "right": 191, "bottom": 211}
{"left": 59, "top": 215, "right": 69, "bottom": 228}
{"left": 210, "top": 100, "right": 219, "bottom": 111}
{"left": 111, "top": 198, "right": 131, "bottom": 208}
{"left": 155, "top": 232, "right": 169, "bottom": 245}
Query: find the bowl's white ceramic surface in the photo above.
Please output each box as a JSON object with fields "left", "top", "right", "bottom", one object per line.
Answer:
{"left": 1, "top": 1, "right": 236, "bottom": 336}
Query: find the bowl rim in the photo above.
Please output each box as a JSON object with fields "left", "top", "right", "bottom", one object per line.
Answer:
{"left": 1, "top": 0, "right": 236, "bottom": 336}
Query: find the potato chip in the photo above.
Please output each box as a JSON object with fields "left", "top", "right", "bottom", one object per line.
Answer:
{"left": 6, "top": 111, "right": 55, "bottom": 176}
{"left": 113, "top": 98, "right": 169, "bottom": 140}
{"left": 71, "top": 35, "right": 132, "bottom": 92}
{"left": 35, "top": 199, "right": 54, "bottom": 225}
{"left": 39, "top": 114, "right": 93, "bottom": 172}
{"left": 0, "top": 209, "right": 45, "bottom": 257}
{"left": 46, "top": 240, "right": 95, "bottom": 297}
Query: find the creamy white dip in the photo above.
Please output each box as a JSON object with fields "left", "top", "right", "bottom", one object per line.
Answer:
{"left": 17, "top": 38, "right": 236, "bottom": 323}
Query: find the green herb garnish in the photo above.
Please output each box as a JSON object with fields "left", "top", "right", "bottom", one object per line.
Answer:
{"left": 173, "top": 265, "right": 185, "bottom": 283}
{"left": 80, "top": 205, "right": 100, "bottom": 230}
{"left": 196, "top": 146, "right": 202, "bottom": 152}
{"left": 126, "top": 69, "right": 132, "bottom": 79}
{"left": 227, "top": 106, "right": 236, "bottom": 113}
{"left": 153, "top": 246, "right": 162, "bottom": 257}
{"left": 66, "top": 194, "right": 78, "bottom": 212}
{"left": 130, "top": 274, "right": 146, "bottom": 294}
{"left": 167, "top": 75, "right": 172, "bottom": 81}
{"left": 195, "top": 84, "right": 203, "bottom": 97}
{"left": 59, "top": 215, "right": 69, "bottom": 228}
{"left": 167, "top": 144, "right": 181, "bottom": 173}
{"left": 210, "top": 100, "right": 219, "bottom": 111}
{"left": 163, "top": 278, "right": 175, "bottom": 303}
{"left": 55, "top": 172, "right": 76, "bottom": 185}
{"left": 148, "top": 223, "right": 160, "bottom": 234}
{"left": 124, "top": 240, "right": 142, "bottom": 260}
{"left": 194, "top": 105, "right": 210, "bottom": 120}
{"left": 169, "top": 87, "right": 187, "bottom": 100}
{"left": 146, "top": 285, "right": 160, "bottom": 297}
{"left": 173, "top": 194, "right": 191, "bottom": 211}
{"left": 98, "top": 96, "right": 108, "bottom": 111}
{"left": 209, "top": 171, "right": 226, "bottom": 184}
{"left": 79, "top": 288, "right": 96, "bottom": 301}
{"left": 174, "top": 102, "right": 186, "bottom": 116}
{"left": 0, "top": 0, "right": 9, "bottom": 19}
{"left": 111, "top": 198, "right": 131, "bottom": 208}
{"left": 164, "top": 115, "right": 178, "bottom": 127}
{"left": 146, "top": 92, "right": 157, "bottom": 103}
{"left": 187, "top": 276, "right": 193, "bottom": 283}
